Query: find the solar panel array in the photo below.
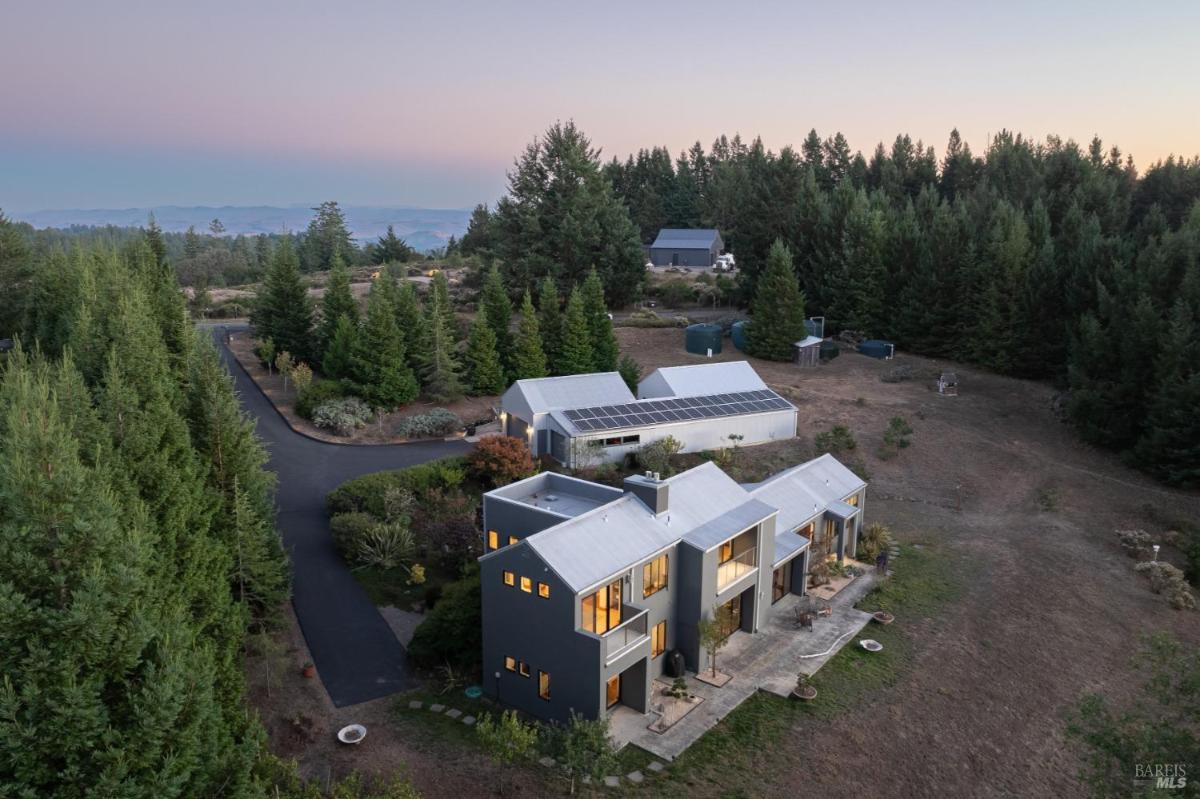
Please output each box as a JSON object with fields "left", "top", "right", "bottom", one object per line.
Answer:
{"left": 562, "top": 390, "right": 792, "bottom": 433}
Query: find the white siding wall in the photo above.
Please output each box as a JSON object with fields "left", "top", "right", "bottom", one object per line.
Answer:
{"left": 568, "top": 410, "right": 797, "bottom": 466}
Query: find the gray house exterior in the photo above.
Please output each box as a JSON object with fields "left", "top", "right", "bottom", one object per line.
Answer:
{"left": 478, "top": 454, "right": 866, "bottom": 724}
{"left": 648, "top": 228, "right": 724, "bottom": 267}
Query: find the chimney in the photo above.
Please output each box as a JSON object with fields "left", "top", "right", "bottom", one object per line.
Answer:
{"left": 624, "top": 472, "right": 669, "bottom": 515}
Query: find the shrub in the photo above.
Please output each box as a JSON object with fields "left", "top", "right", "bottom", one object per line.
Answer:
{"left": 858, "top": 522, "right": 893, "bottom": 562}
{"left": 396, "top": 408, "right": 461, "bottom": 438}
{"left": 351, "top": 521, "right": 418, "bottom": 572}
{"left": 312, "top": 397, "right": 372, "bottom": 436}
{"left": 814, "top": 425, "right": 856, "bottom": 455}
{"left": 467, "top": 436, "right": 536, "bottom": 487}
{"left": 1134, "top": 561, "right": 1196, "bottom": 610}
{"left": 1117, "top": 529, "right": 1153, "bottom": 558}
{"left": 326, "top": 456, "right": 469, "bottom": 516}
{"left": 329, "top": 512, "right": 377, "bottom": 560}
{"left": 296, "top": 379, "right": 345, "bottom": 420}
{"left": 879, "top": 416, "right": 914, "bottom": 459}
{"left": 637, "top": 435, "right": 683, "bottom": 477}
{"left": 408, "top": 567, "right": 482, "bottom": 672}
{"left": 424, "top": 514, "right": 480, "bottom": 570}
{"left": 657, "top": 279, "right": 695, "bottom": 308}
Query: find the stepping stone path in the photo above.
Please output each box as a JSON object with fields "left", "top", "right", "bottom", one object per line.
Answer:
{"left": 603, "top": 776, "right": 620, "bottom": 788}
{"left": 647, "top": 761, "right": 665, "bottom": 773}
{"left": 461, "top": 715, "right": 476, "bottom": 726}
{"left": 408, "top": 701, "right": 423, "bottom": 710}
{"left": 538, "top": 757, "right": 556, "bottom": 768}
{"left": 429, "top": 704, "right": 445, "bottom": 713}
{"left": 626, "top": 771, "right": 644, "bottom": 784}
{"left": 445, "top": 708, "right": 462, "bottom": 719}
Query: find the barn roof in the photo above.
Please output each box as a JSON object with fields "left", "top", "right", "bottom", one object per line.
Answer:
{"left": 501, "top": 373, "right": 634, "bottom": 418}
{"left": 638, "top": 360, "right": 768, "bottom": 399}
{"left": 650, "top": 228, "right": 722, "bottom": 250}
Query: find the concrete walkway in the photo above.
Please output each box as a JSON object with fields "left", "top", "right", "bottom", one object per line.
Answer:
{"left": 209, "top": 325, "right": 472, "bottom": 707}
{"left": 611, "top": 571, "right": 880, "bottom": 760}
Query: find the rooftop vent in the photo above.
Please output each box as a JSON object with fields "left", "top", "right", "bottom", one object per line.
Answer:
{"left": 545, "top": 494, "right": 559, "bottom": 502}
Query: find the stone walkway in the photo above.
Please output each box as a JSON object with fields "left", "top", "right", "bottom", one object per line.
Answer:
{"left": 611, "top": 571, "right": 880, "bottom": 761}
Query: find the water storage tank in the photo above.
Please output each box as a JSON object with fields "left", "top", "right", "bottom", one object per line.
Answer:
{"left": 858, "top": 339, "right": 895, "bottom": 360}
{"left": 730, "top": 320, "right": 748, "bottom": 351}
{"left": 685, "top": 323, "right": 723, "bottom": 355}
{"left": 819, "top": 340, "right": 840, "bottom": 360}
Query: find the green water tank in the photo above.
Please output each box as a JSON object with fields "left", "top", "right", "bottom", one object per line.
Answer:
{"left": 730, "top": 320, "right": 748, "bottom": 351}
{"left": 685, "top": 323, "right": 723, "bottom": 355}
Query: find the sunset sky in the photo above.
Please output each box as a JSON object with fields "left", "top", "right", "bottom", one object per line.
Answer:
{"left": 3, "top": 0, "right": 1198, "bottom": 211}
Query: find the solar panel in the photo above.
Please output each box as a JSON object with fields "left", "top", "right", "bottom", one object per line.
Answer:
{"left": 697, "top": 396, "right": 717, "bottom": 406}
{"left": 697, "top": 406, "right": 716, "bottom": 417}
{"left": 600, "top": 406, "right": 619, "bottom": 416}
{"left": 575, "top": 418, "right": 596, "bottom": 431}
{"left": 661, "top": 410, "right": 680, "bottom": 421}
{"left": 683, "top": 407, "right": 703, "bottom": 419}
{"left": 663, "top": 398, "right": 683, "bottom": 410}
{"left": 564, "top": 409, "right": 582, "bottom": 421}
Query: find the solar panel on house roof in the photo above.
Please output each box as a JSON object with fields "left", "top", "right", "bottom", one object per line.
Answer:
{"left": 559, "top": 389, "right": 793, "bottom": 434}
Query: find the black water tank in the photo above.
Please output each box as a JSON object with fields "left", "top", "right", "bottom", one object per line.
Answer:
{"left": 664, "top": 650, "right": 685, "bottom": 678}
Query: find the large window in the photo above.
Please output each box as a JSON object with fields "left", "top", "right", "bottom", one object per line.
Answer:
{"left": 538, "top": 670, "right": 551, "bottom": 700}
{"left": 719, "top": 540, "right": 733, "bottom": 564}
{"left": 581, "top": 579, "right": 622, "bottom": 634}
{"left": 651, "top": 620, "right": 666, "bottom": 658}
{"left": 642, "top": 554, "right": 668, "bottom": 598}
{"left": 488, "top": 530, "right": 499, "bottom": 550}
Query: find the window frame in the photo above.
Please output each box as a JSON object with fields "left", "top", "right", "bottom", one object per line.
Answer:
{"left": 503, "top": 570, "right": 515, "bottom": 586}
{"left": 488, "top": 530, "right": 499, "bottom": 550}
{"left": 642, "top": 553, "right": 669, "bottom": 598}
{"left": 651, "top": 620, "right": 666, "bottom": 658}
{"left": 520, "top": 576, "right": 532, "bottom": 593}
{"left": 518, "top": 661, "right": 530, "bottom": 678}
{"left": 537, "top": 582, "right": 550, "bottom": 599}
{"left": 504, "top": 656, "right": 516, "bottom": 672}
{"left": 580, "top": 579, "right": 622, "bottom": 634}
{"left": 508, "top": 535, "right": 519, "bottom": 546}
{"left": 538, "top": 670, "right": 551, "bottom": 700}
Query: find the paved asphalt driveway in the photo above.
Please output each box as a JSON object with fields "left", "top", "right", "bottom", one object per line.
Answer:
{"left": 212, "top": 327, "right": 472, "bottom": 706}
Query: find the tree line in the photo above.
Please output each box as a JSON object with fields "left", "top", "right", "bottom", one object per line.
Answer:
{"left": 596, "top": 131, "right": 1200, "bottom": 485}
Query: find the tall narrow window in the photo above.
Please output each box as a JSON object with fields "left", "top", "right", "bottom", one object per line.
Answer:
{"left": 538, "top": 670, "right": 551, "bottom": 700}
{"left": 642, "top": 554, "right": 668, "bottom": 598}
{"left": 651, "top": 620, "right": 666, "bottom": 658}
{"left": 520, "top": 576, "right": 532, "bottom": 593}
{"left": 502, "top": 570, "right": 515, "bottom": 586}
{"left": 719, "top": 540, "right": 733, "bottom": 564}
{"left": 581, "top": 579, "right": 622, "bottom": 633}
{"left": 488, "top": 530, "right": 499, "bottom": 550}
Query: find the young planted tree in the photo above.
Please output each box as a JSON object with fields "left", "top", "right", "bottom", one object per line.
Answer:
{"left": 556, "top": 286, "right": 594, "bottom": 375}
{"left": 347, "top": 280, "right": 419, "bottom": 409}
{"left": 479, "top": 264, "right": 513, "bottom": 373}
{"left": 393, "top": 279, "right": 425, "bottom": 373}
{"left": 318, "top": 255, "right": 358, "bottom": 355}
{"left": 696, "top": 603, "right": 737, "bottom": 678}
{"left": 745, "top": 239, "right": 807, "bottom": 361}
{"left": 561, "top": 712, "right": 619, "bottom": 795}
{"left": 466, "top": 306, "right": 507, "bottom": 395}
{"left": 537, "top": 275, "right": 563, "bottom": 369}
{"left": 419, "top": 274, "right": 465, "bottom": 402}
{"left": 618, "top": 353, "right": 642, "bottom": 393}
{"left": 322, "top": 314, "right": 357, "bottom": 381}
{"left": 476, "top": 711, "right": 539, "bottom": 796}
{"left": 511, "top": 289, "right": 548, "bottom": 380}
{"left": 581, "top": 268, "right": 618, "bottom": 371}
{"left": 252, "top": 237, "right": 313, "bottom": 361}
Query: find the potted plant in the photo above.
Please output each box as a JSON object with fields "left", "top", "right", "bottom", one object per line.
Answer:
{"left": 302, "top": 661, "right": 316, "bottom": 679}
{"left": 792, "top": 673, "right": 817, "bottom": 701}
{"left": 873, "top": 610, "right": 895, "bottom": 625}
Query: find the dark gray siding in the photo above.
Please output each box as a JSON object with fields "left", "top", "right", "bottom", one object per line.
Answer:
{"left": 649, "top": 247, "right": 716, "bottom": 267}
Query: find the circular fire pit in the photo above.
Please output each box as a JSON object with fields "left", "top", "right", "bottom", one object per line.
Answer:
{"left": 859, "top": 639, "right": 884, "bottom": 653}
{"left": 337, "top": 724, "right": 367, "bottom": 745}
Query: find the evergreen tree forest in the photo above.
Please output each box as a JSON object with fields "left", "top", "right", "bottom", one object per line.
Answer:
{"left": 601, "top": 132, "right": 1200, "bottom": 485}
{"left": 0, "top": 235, "right": 292, "bottom": 796}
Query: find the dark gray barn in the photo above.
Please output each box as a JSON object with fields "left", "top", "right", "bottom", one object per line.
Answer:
{"left": 648, "top": 228, "right": 723, "bottom": 267}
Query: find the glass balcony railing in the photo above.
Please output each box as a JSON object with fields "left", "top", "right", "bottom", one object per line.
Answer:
{"left": 716, "top": 546, "right": 757, "bottom": 591}
{"left": 602, "top": 608, "right": 649, "bottom": 663}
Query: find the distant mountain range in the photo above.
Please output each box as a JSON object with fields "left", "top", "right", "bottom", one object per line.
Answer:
{"left": 12, "top": 205, "right": 473, "bottom": 253}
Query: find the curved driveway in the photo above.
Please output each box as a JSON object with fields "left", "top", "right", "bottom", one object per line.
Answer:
{"left": 212, "top": 327, "right": 472, "bottom": 707}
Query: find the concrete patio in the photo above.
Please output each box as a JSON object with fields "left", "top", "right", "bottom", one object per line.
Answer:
{"left": 610, "top": 569, "right": 881, "bottom": 761}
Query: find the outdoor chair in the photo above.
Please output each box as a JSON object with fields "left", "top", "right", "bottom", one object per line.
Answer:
{"left": 794, "top": 605, "right": 814, "bottom": 631}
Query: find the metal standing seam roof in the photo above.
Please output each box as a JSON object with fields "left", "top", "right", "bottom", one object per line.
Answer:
{"left": 748, "top": 454, "right": 866, "bottom": 534}
{"left": 682, "top": 499, "right": 777, "bottom": 551}
{"left": 502, "top": 372, "right": 634, "bottom": 417}
{"left": 772, "top": 529, "right": 811, "bottom": 566}
{"left": 638, "top": 360, "right": 769, "bottom": 399}
{"left": 650, "top": 228, "right": 721, "bottom": 250}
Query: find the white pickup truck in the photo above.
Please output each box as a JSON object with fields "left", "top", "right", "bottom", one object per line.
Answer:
{"left": 714, "top": 253, "right": 736, "bottom": 272}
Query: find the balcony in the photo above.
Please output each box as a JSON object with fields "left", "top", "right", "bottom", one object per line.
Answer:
{"left": 602, "top": 608, "right": 649, "bottom": 665}
{"left": 716, "top": 546, "right": 757, "bottom": 591}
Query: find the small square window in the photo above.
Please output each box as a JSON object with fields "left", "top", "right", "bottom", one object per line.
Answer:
{"left": 520, "top": 576, "right": 532, "bottom": 593}
{"left": 538, "top": 582, "right": 550, "bottom": 599}
{"left": 503, "top": 570, "right": 515, "bottom": 586}
{"left": 504, "top": 656, "right": 516, "bottom": 672}
{"left": 508, "top": 535, "right": 518, "bottom": 546}
{"left": 519, "top": 661, "right": 530, "bottom": 677}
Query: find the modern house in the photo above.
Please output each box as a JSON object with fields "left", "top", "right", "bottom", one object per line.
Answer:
{"left": 499, "top": 362, "right": 797, "bottom": 468}
{"left": 648, "top": 228, "right": 724, "bottom": 267}
{"left": 478, "top": 453, "right": 866, "bottom": 723}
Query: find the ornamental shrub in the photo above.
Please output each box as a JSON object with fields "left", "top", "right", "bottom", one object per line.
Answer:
{"left": 296, "top": 379, "right": 345, "bottom": 419}
{"left": 312, "top": 397, "right": 372, "bottom": 436}
{"left": 396, "top": 408, "right": 461, "bottom": 438}
{"left": 467, "top": 435, "right": 536, "bottom": 487}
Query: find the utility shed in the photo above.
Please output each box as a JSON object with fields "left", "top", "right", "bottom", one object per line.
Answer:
{"left": 793, "top": 335, "right": 822, "bottom": 368}
{"left": 500, "top": 373, "right": 635, "bottom": 458}
{"left": 638, "top": 361, "right": 768, "bottom": 400}
{"left": 648, "top": 228, "right": 724, "bottom": 267}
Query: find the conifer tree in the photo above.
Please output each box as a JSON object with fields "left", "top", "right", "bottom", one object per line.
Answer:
{"left": 512, "top": 290, "right": 548, "bottom": 380}
{"left": 1135, "top": 299, "right": 1200, "bottom": 485}
{"left": 480, "top": 264, "right": 513, "bottom": 373}
{"left": 322, "top": 314, "right": 357, "bottom": 381}
{"left": 556, "top": 286, "right": 595, "bottom": 375}
{"left": 393, "top": 279, "right": 425, "bottom": 373}
{"left": 318, "top": 255, "right": 358, "bottom": 355}
{"left": 581, "top": 268, "right": 619, "bottom": 371}
{"left": 347, "top": 280, "right": 418, "bottom": 409}
{"left": 419, "top": 280, "right": 465, "bottom": 401}
{"left": 466, "top": 306, "right": 507, "bottom": 395}
{"left": 746, "top": 240, "right": 807, "bottom": 361}
{"left": 252, "top": 238, "right": 313, "bottom": 361}
{"left": 537, "top": 275, "right": 562, "bottom": 369}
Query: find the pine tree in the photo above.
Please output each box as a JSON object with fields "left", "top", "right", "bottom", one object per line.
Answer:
{"left": 393, "top": 279, "right": 425, "bottom": 373}
{"left": 322, "top": 314, "right": 357, "bottom": 380}
{"left": 252, "top": 237, "right": 313, "bottom": 361}
{"left": 301, "top": 200, "right": 354, "bottom": 272}
{"left": 1134, "top": 299, "right": 1200, "bottom": 485}
{"left": 556, "top": 286, "right": 595, "bottom": 375}
{"left": 318, "top": 255, "right": 358, "bottom": 355}
{"left": 144, "top": 212, "right": 167, "bottom": 266}
{"left": 746, "top": 240, "right": 807, "bottom": 361}
{"left": 419, "top": 274, "right": 465, "bottom": 401}
{"left": 511, "top": 290, "right": 548, "bottom": 380}
{"left": 184, "top": 225, "right": 202, "bottom": 258}
{"left": 373, "top": 224, "right": 415, "bottom": 264}
{"left": 466, "top": 306, "right": 507, "bottom": 395}
{"left": 347, "top": 280, "right": 418, "bottom": 408}
{"left": 537, "top": 275, "right": 562, "bottom": 370}
{"left": 581, "top": 268, "right": 619, "bottom": 371}
{"left": 480, "top": 265, "right": 513, "bottom": 373}
{"left": 618, "top": 353, "right": 642, "bottom": 392}
{"left": 0, "top": 210, "right": 34, "bottom": 337}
